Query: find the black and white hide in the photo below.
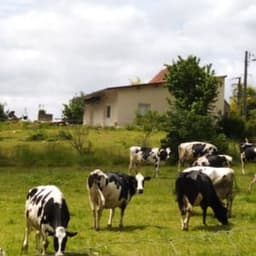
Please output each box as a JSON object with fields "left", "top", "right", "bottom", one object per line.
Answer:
{"left": 182, "top": 166, "right": 235, "bottom": 217}
{"left": 175, "top": 170, "right": 228, "bottom": 231}
{"left": 240, "top": 140, "right": 256, "bottom": 174}
{"left": 87, "top": 169, "right": 151, "bottom": 230}
{"left": 178, "top": 141, "right": 218, "bottom": 169}
{"left": 22, "top": 185, "right": 77, "bottom": 256}
{"left": 192, "top": 154, "right": 233, "bottom": 167}
{"left": 128, "top": 146, "right": 171, "bottom": 177}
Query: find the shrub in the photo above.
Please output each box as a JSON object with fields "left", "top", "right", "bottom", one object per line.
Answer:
{"left": 26, "top": 131, "right": 47, "bottom": 141}
{"left": 69, "top": 127, "right": 92, "bottom": 155}
{"left": 218, "top": 115, "right": 246, "bottom": 139}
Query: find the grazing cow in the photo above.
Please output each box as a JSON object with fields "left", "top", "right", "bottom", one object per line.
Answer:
{"left": 175, "top": 170, "right": 228, "bottom": 231}
{"left": 192, "top": 154, "right": 233, "bottom": 167}
{"left": 22, "top": 185, "right": 77, "bottom": 256}
{"left": 178, "top": 141, "right": 217, "bottom": 169}
{"left": 87, "top": 169, "right": 151, "bottom": 230}
{"left": 183, "top": 166, "right": 235, "bottom": 217}
{"left": 128, "top": 146, "right": 171, "bottom": 177}
{"left": 240, "top": 140, "right": 256, "bottom": 174}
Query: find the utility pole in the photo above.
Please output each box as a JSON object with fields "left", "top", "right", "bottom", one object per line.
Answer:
{"left": 242, "top": 50, "right": 248, "bottom": 118}
{"left": 242, "top": 50, "right": 256, "bottom": 119}
{"left": 232, "top": 77, "right": 242, "bottom": 116}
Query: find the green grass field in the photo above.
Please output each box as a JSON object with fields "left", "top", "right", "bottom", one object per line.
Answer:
{"left": 0, "top": 124, "right": 256, "bottom": 255}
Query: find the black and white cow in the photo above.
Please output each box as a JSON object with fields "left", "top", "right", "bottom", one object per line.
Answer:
{"left": 182, "top": 166, "right": 235, "bottom": 217}
{"left": 175, "top": 170, "right": 228, "bottom": 231}
{"left": 22, "top": 185, "right": 77, "bottom": 256}
{"left": 178, "top": 141, "right": 218, "bottom": 169}
{"left": 240, "top": 140, "right": 256, "bottom": 174}
{"left": 128, "top": 146, "right": 171, "bottom": 177}
{"left": 192, "top": 154, "right": 233, "bottom": 167}
{"left": 87, "top": 169, "right": 151, "bottom": 230}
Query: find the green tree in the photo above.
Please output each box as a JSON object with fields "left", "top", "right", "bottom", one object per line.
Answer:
{"left": 226, "top": 86, "right": 256, "bottom": 138}
{"left": 0, "top": 103, "right": 7, "bottom": 121}
{"left": 62, "top": 92, "right": 85, "bottom": 124}
{"left": 161, "top": 56, "right": 224, "bottom": 159}
{"left": 165, "top": 55, "right": 219, "bottom": 114}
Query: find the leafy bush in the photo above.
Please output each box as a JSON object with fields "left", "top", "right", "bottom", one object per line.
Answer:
{"left": 69, "top": 127, "right": 92, "bottom": 155}
{"left": 161, "top": 110, "right": 223, "bottom": 161}
{"left": 218, "top": 115, "right": 246, "bottom": 139}
{"left": 26, "top": 131, "right": 47, "bottom": 141}
{"left": 134, "top": 110, "right": 166, "bottom": 146}
{"left": 57, "top": 130, "right": 73, "bottom": 140}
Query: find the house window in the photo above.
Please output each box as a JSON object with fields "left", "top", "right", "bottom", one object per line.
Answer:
{"left": 106, "top": 105, "right": 111, "bottom": 118}
{"left": 138, "top": 103, "right": 151, "bottom": 116}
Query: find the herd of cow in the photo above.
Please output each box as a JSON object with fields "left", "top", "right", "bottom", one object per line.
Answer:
{"left": 20, "top": 140, "right": 256, "bottom": 256}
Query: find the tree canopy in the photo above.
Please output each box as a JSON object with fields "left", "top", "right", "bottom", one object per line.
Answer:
{"left": 165, "top": 55, "right": 219, "bottom": 115}
{"left": 62, "top": 92, "right": 85, "bottom": 124}
{"left": 161, "top": 55, "right": 226, "bottom": 158}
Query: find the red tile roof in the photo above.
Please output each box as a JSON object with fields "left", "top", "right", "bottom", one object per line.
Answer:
{"left": 148, "top": 68, "right": 168, "bottom": 83}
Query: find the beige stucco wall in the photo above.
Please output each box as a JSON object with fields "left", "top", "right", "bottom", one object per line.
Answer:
{"left": 83, "top": 90, "right": 119, "bottom": 127}
{"left": 116, "top": 85, "right": 170, "bottom": 127}
{"left": 212, "top": 76, "right": 225, "bottom": 115}
{"left": 83, "top": 77, "right": 226, "bottom": 127}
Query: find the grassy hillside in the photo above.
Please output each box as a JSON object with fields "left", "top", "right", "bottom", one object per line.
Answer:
{"left": 0, "top": 122, "right": 255, "bottom": 255}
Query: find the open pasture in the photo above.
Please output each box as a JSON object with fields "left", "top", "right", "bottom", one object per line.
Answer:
{"left": 0, "top": 164, "right": 256, "bottom": 256}
{"left": 0, "top": 124, "right": 256, "bottom": 255}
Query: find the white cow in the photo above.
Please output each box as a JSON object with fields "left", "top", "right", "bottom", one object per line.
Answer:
{"left": 87, "top": 169, "right": 151, "bottom": 230}
{"left": 128, "top": 146, "right": 171, "bottom": 177}
{"left": 192, "top": 154, "right": 233, "bottom": 167}
{"left": 178, "top": 141, "right": 217, "bottom": 169}
{"left": 22, "top": 185, "right": 77, "bottom": 256}
{"left": 182, "top": 166, "right": 235, "bottom": 217}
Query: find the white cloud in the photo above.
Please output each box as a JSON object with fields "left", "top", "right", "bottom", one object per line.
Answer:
{"left": 0, "top": 0, "right": 256, "bottom": 119}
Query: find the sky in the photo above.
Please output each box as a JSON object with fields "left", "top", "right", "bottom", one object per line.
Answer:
{"left": 0, "top": 0, "right": 256, "bottom": 120}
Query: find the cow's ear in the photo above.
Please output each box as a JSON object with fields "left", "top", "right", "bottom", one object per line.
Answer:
{"left": 67, "top": 231, "right": 78, "bottom": 237}
{"left": 144, "top": 176, "right": 151, "bottom": 181}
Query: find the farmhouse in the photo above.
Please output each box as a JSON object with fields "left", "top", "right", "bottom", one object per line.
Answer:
{"left": 83, "top": 69, "right": 226, "bottom": 128}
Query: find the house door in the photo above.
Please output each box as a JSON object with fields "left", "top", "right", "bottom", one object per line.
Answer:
{"left": 105, "top": 105, "right": 111, "bottom": 126}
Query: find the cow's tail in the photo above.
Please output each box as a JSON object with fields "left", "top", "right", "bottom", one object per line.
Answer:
{"left": 96, "top": 186, "right": 105, "bottom": 209}
{"left": 89, "top": 183, "right": 106, "bottom": 209}
{"left": 93, "top": 183, "right": 106, "bottom": 208}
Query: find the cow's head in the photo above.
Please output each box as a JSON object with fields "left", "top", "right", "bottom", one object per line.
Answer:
{"left": 135, "top": 173, "right": 151, "bottom": 194}
{"left": 88, "top": 169, "right": 108, "bottom": 189}
{"left": 158, "top": 147, "right": 171, "bottom": 161}
{"left": 48, "top": 226, "right": 77, "bottom": 256}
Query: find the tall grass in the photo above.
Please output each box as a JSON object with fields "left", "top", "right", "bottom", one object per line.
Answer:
{"left": 0, "top": 123, "right": 166, "bottom": 167}
{"left": 2, "top": 123, "right": 256, "bottom": 255}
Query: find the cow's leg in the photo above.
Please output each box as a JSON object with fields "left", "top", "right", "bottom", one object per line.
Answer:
{"left": 35, "top": 231, "right": 42, "bottom": 254}
{"left": 154, "top": 161, "right": 159, "bottom": 178}
{"left": 226, "top": 193, "right": 233, "bottom": 218}
{"left": 128, "top": 159, "right": 133, "bottom": 174}
{"left": 41, "top": 226, "right": 49, "bottom": 255}
{"left": 241, "top": 152, "right": 246, "bottom": 174}
{"left": 119, "top": 207, "right": 126, "bottom": 228}
{"left": 92, "top": 209, "right": 97, "bottom": 230}
{"left": 22, "top": 223, "right": 31, "bottom": 252}
{"left": 182, "top": 196, "right": 192, "bottom": 231}
{"left": 108, "top": 208, "right": 115, "bottom": 228}
{"left": 202, "top": 206, "right": 207, "bottom": 225}
{"left": 42, "top": 234, "right": 49, "bottom": 256}
{"left": 95, "top": 208, "right": 103, "bottom": 231}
